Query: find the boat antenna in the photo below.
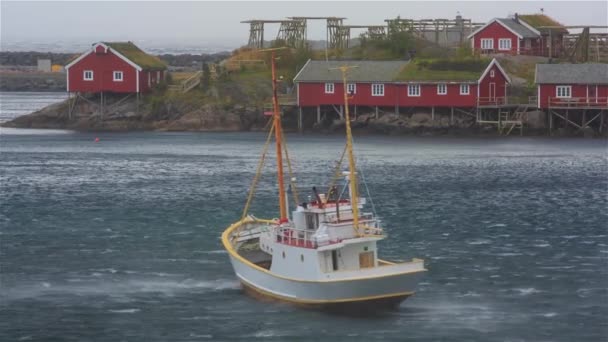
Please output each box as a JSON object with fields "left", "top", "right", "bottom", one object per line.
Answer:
{"left": 329, "top": 65, "right": 361, "bottom": 235}
{"left": 260, "top": 47, "right": 288, "bottom": 223}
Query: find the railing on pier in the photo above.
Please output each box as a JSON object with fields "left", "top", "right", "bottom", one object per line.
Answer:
{"left": 548, "top": 97, "right": 608, "bottom": 108}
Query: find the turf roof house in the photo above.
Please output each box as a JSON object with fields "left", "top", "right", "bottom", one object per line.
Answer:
{"left": 293, "top": 58, "right": 510, "bottom": 121}
{"left": 66, "top": 42, "right": 167, "bottom": 94}
{"left": 468, "top": 14, "right": 568, "bottom": 57}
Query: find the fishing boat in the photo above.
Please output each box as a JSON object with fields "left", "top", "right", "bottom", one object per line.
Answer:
{"left": 221, "top": 51, "right": 426, "bottom": 310}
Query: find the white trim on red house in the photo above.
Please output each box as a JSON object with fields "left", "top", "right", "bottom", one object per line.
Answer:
{"left": 136, "top": 70, "right": 140, "bottom": 93}
{"left": 65, "top": 42, "right": 144, "bottom": 72}
{"left": 293, "top": 59, "right": 311, "bottom": 82}
{"left": 66, "top": 69, "right": 70, "bottom": 92}
{"left": 517, "top": 18, "right": 542, "bottom": 36}
{"left": 478, "top": 59, "right": 511, "bottom": 84}
{"left": 467, "top": 18, "right": 527, "bottom": 40}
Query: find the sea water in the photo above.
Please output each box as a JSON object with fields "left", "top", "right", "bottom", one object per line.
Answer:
{"left": 1, "top": 94, "right": 607, "bottom": 341}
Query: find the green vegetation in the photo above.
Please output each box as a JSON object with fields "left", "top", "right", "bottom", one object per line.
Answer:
{"left": 105, "top": 42, "right": 167, "bottom": 70}
{"left": 396, "top": 57, "right": 491, "bottom": 81}
{"left": 518, "top": 14, "right": 565, "bottom": 29}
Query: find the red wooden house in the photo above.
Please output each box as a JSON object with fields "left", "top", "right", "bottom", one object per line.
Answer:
{"left": 293, "top": 58, "right": 510, "bottom": 111}
{"left": 468, "top": 14, "right": 567, "bottom": 57}
{"left": 65, "top": 42, "right": 167, "bottom": 94}
{"left": 535, "top": 63, "right": 608, "bottom": 109}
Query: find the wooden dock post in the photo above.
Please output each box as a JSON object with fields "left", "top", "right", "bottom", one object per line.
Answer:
{"left": 431, "top": 106, "right": 435, "bottom": 121}
{"left": 450, "top": 107, "right": 454, "bottom": 125}
{"left": 316, "top": 105, "right": 321, "bottom": 124}
{"left": 298, "top": 107, "right": 303, "bottom": 133}
{"left": 375, "top": 106, "right": 379, "bottom": 120}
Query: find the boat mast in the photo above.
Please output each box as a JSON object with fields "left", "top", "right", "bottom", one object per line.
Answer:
{"left": 270, "top": 50, "right": 288, "bottom": 222}
{"left": 335, "top": 66, "right": 360, "bottom": 232}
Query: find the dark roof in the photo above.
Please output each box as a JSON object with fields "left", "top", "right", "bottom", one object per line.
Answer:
{"left": 535, "top": 63, "right": 608, "bottom": 84}
{"left": 495, "top": 18, "right": 538, "bottom": 38}
{"left": 293, "top": 60, "right": 408, "bottom": 83}
{"left": 104, "top": 42, "right": 167, "bottom": 70}
{"left": 518, "top": 14, "right": 568, "bottom": 34}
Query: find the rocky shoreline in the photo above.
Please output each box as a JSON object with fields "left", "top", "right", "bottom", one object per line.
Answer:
{"left": 2, "top": 93, "right": 560, "bottom": 137}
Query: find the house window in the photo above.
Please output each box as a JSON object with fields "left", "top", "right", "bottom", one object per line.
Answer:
{"left": 481, "top": 38, "right": 494, "bottom": 50}
{"left": 437, "top": 83, "right": 447, "bottom": 95}
{"left": 408, "top": 84, "right": 420, "bottom": 97}
{"left": 556, "top": 85, "right": 571, "bottom": 98}
{"left": 498, "top": 38, "right": 512, "bottom": 51}
{"left": 460, "top": 84, "right": 470, "bottom": 95}
{"left": 372, "top": 83, "right": 384, "bottom": 96}
{"left": 83, "top": 70, "right": 93, "bottom": 81}
{"left": 347, "top": 83, "right": 356, "bottom": 95}
{"left": 113, "top": 71, "right": 123, "bottom": 82}
{"left": 490, "top": 70, "right": 495, "bottom": 78}
{"left": 325, "top": 83, "right": 334, "bottom": 94}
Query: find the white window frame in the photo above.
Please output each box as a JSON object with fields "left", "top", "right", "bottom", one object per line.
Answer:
{"left": 490, "top": 70, "right": 495, "bottom": 78}
{"left": 325, "top": 83, "right": 334, "bottom": 94}
{"left": 113, "top": 71, "right": 123, "bottom": 82}
{"left": 347, "top": 83, "right": 356, "bottom": 95}
{"left": 437, "top": 83, "right": 447, "bottom": 95}
{"left": 556, "top": 85, "right": 572, "bottom": 98}
{"left": 498, "top": 38, "right": 512, "bottom": 51}
{"left": 408, "top": 84, "right": 420, "bottom": 97}
{"left": 372, "top": 83, "right": 384, "bottom": 97}
{"left": 481, "top": 38, "right": 494, "bottom": 50}
{"left": 460, "top": 84, "right": 470, "bottom": 95}
{"left": 83, "top": 70, "right": 94, "bottom": 81}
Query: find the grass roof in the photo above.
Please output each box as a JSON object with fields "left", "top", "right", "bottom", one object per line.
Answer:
{"left": 105, "top": 42, "right": 167, "bottom": 70}
{"left": 395, "top": 58, "right": 491, "bottom": 82}
{"left": 519, "top": 14, "right": 568, "bottom": 33}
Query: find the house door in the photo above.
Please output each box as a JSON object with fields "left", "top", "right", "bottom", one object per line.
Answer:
{"left": 589, "top": 85, "right": 597, "bottom": 103}
{"left": 489, "top": 83, "right": 496, "bottom": 102}
{"left": 359, "top": 251, "right": 375, "bottom": 269}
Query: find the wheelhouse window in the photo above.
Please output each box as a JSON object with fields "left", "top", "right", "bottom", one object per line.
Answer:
{"left": 408, "top": 84, "right": 420, "bottom": 97}
{"left": 83, "top": 70, "right": 93, "bottom": 81}
{"left": 113, "top": 71, "right": 123, "bottom": 82}
{"left": 481, "top": 38, "right": 494, "bottom": 50}
{"left": 556, "top": 85, "right": 571, "bottom": 98}
{"left": 347, "top": 83, "right": 356, "bottom": 95}
{"left": 325, "top": 83, "right": 334, "bottom": 94}
{"left": 460, "top": 84, "right": 470, "bottom": 95}
{"left": 371, "top": 83, "right": 384, "bottom": 96}
{"left": 437, "top": 83, "right": 447, "bottom": 95}
{"left": 498, "top": 38, "right": 512, "bottom": 50}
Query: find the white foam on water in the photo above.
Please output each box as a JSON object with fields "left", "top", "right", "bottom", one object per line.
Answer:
{"left": 109, "top": 308, "right": 140, "bottom": 314}
{"left": 466, "top": 239, "right": 492, "bottom": 245}
{"left": 487, "top": 223, "right": 507, "bottom": 228}
{"left": 3, "top": 278, "right": 240, "bottom": 302}
{"left": 540, "top": 312, "right": 557, "bottom": 318}
{"left": 515, "top": 288, "right": 541, "bottom": 296}
{"left": 534, "top": 243, "right": 551, "bottom": 248}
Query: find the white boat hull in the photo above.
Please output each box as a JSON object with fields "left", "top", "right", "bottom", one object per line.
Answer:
{"left": 222, "top": 218, "right": 426, "bottom": 309}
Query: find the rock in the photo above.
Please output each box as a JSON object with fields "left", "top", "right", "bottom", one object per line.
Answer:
{"left": 410, "top": 112, "right": 431, "bottom": 124}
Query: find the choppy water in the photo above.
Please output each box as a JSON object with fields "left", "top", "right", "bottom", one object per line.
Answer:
{"left": 0, "top": 92, "right": 67, "bottom": 123}
{"left": 1, "top": 96, "right": 608, "bottom": 341}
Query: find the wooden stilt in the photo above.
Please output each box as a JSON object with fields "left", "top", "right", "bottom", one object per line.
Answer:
{"left": 340, "top": 105, "right": 344, "bottom": 120}
{"left": 582, "top": 109, "right": 587, "bottom": 128}
{"left": 451, "top": 107, "right": 454, "bottom": 125}
{"left": 100, "top": 92, "right": 104, "bottom": 121}
{"left": 316, "top": 105, "right": 321, "bottom": 123}
{"left": 136, "top": 92, "right": 140, "bottom": 114}
{"left": 600, "top": 110, "right": 604, "bottom": 133}
{"left": 298, "top": 106, "right": 303, "bottom": 133}
{"left": 431, "top": 106, "right": 435, "bottom": 121}
{"left": 354, "top": 105, "right": 357, "bottom": 120}
{"left": 549, "top": 110, "right": 553, "bottom": 135}
{"left": 375, "top": 106, "right": 379, "bottom": 120}
{"left": 395, "top": 105, "right": 399, "bottom": 115}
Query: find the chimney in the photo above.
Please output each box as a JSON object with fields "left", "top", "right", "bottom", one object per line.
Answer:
{"left": 514, "top": 13, "right": 519, "bottom": 22}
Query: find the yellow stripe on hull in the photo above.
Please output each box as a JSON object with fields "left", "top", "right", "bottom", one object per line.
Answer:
{"left": 239, "top": 277, "right": 414, "bottom": 310}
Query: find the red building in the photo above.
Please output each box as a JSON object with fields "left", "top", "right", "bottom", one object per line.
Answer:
{"left": 535, "top": 63, "right": 608, "bottom": 109}
{"left": 293, "top": 58, "right": 510, "bottom": 111}
{"left": 65, "top": 42, "right": 167, "bottom": 94}
{"left": 468, "top": 14, "right": 567, "bottom": 57}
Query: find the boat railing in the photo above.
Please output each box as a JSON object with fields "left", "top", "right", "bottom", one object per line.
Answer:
{"left": 276, "top": 227, "right": 317, "bottom": 248}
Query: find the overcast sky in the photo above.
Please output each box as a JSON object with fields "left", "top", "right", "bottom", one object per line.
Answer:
{"left": 2, "top": 1, "right": 607, "bottom": 44}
